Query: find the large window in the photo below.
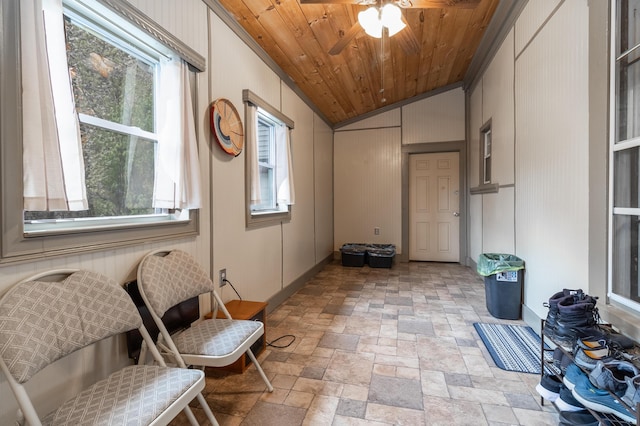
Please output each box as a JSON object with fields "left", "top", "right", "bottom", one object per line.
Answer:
{"left": 610, "top": 0, "right": 640, "bottom": 308}
{"left": 243, "top": 90, "right": 295, "bottom": 227}
{"left": 24, "top": 9, "right": 160, "bottom": 227}
{"left": 0, "top": 0, "right": 205, "bottom": 261}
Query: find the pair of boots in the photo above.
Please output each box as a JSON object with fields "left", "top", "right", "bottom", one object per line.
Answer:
{"left": 543, "top": 289, "right": 634, "bottom": 350}
{"left": 543, "top": 289, "right": 600, "bottom": 349}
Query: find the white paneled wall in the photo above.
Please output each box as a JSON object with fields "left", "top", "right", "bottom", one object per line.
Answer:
{"left": 402, "top": 88, "right": 465, "bottom": 144}
{"left": 482, "top": 30, "right": 515, "bottom": 185}
{"left": 314, "top": 115, "right": 335, "bottom": 263}
{"left": 127, "top": 0, "right": 208, "bottom": 57}
{"left": 282, "top": 84, "right": 317, "bottom": 286}
{"left": 514, "top": 0, "right": 561, "bottom": 56}
{"left": 334, "top": 128, "right": 402, "bottom": 251}
{"left": 467, "top": 30, "right": 516, "bottom": 263}
{"left": 515, "top": 0, "right": 589, "bottom": 317}
{"left": 338, "top": 109, "right": 401, "bottom": 131}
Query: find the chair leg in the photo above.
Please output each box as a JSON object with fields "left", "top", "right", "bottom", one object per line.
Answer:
{"left": 196, "top": 393, "right": 220, "bottom": 426}
{"left": 183, "top": 406, "right": 199, "bottom": 426}
{"left": 245, "top": 349, "right": 274, "bottom": 392}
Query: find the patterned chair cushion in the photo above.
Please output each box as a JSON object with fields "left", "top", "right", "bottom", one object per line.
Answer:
{"left": 173, "top": 319, "right": 262, "bottom": 356}
{"left": 138, "top": 250, "right": 213, "bottom": 317}
{"left": 41, "top": 365, "right": 203, "bottom": 426}
{"left": 0, "top": 271, "right": 142, "bottom": 383}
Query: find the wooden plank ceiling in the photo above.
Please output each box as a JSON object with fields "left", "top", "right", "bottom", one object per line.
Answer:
{"left": 217, "top": 0, "right": 500, "bottom": 125}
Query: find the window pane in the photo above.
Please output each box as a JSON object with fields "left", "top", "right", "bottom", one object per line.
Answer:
{"left": 613, "top": 146, "right": 640, "bottom": 208}
{"left": 65, "top": 18, "right": 155, "bottom": 132}
{"left": 612, "top": 214, "right": 640, "bottom": 303}
{"left": 25, "top": 125, "right": 156, "bottom": 220}
{"left": 616, "top": 0, "right": 640, "bottom": 141}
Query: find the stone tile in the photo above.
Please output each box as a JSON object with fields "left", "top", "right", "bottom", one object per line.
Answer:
{"left": 397, "top": 318, "right": 435, "bottom": 335}
{"left": 367, "top": 374, "right": 423, "bottom": 410}
{"left": 324, "top": 351, "right": 375, "bottom": 386}
{"left": 241, "top": 401, "right": 306, "bottom": 426}
{"left": 336, "top": 398, "right": 367, "bottom": 418}
{"left": 365, "top": 403, "right": 426, "bottom": 425}
{"left": 300, "top": 366, "right": 326, "bottom": 380}
{"left": 323, "top": 304, "right": 356, "bottom": 316}
{"left": 318, "top": 332, "right": 360, "bottom": 351}
{"left": 284, "top": 390, "right": 315, "bottom": 408}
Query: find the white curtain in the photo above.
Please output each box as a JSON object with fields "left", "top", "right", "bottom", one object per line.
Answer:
{"left": 22, "top": 0, "right": 88, "bottom": 211}
{"left": 275, "top": 124, "right": 295, "bottom": 205}
{"left": 247, "top": 104, "right": 262, "bottom": 204}
{"left": 153, "top": 58, "right": 202, "bottom": 209}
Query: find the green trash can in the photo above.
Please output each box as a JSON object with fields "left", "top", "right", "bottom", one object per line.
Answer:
{"left": 477, "top": 253, "right": 525, "bottom": 320}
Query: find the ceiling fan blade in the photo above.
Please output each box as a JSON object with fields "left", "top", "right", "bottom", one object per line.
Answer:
{"left": 329, "top": 22, "right": 363, "bottom": 55}
{"left": 395, "top": 16, "right": 420, "bottom": 55}
{"left": 403, "top": 0, "right": 480, "bottom": 8}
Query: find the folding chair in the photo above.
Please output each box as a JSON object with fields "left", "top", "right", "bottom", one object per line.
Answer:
{"left": 0, "top": 269, "right": 218, "bottom": 426}
{"left": 136, "top": 249, "right": 273, "bottom": 392}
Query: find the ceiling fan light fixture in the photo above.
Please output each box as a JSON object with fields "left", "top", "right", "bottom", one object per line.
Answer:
{"left": 381, "top": 4, "right": 406, "bottom": 37}
{"left": 358, "top": 7, "right": 383, "bottom": 38}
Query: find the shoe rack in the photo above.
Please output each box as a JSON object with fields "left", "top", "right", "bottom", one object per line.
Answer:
{"left": 540, "top": 319, "right": 640, "bottom": 426}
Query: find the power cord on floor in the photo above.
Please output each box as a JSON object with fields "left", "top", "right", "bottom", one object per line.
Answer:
{"left": 222, "top": 278, "right": 242, "bottom": 300}
{"left": 267, "top": 334, "right": 296, "bottom": 348}
{"left": 220, "top": 279, "right": 296, "bottom": 348}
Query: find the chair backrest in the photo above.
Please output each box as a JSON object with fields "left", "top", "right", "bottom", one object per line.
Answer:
{"left": 0, "top": 270, "right": 142, "bottom": 384}
{"left": 137, "top": 249, "right": 214, "bottom": 317}
{"left": 124, "top": 279, "right": 199, "bottom": 362}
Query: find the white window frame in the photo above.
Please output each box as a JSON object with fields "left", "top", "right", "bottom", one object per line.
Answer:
{"left": 470, "top": 118, "right": 498, "bottom": 195}
{"left": 0, "top": 0, "right": 205, "bottom": 262}
{"left": 608, "top": 0, "right": 640, "bottom": 312}
{"left": 243, "top": 89, "right": 295, "bottom": 228}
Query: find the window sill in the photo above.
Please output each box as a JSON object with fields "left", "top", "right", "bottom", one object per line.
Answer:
{"left": 246, "top": 209, "right": 291, "bottom": 228}
{"left": 470, "top": 183, "right": 499, "bottom": 195}
{"left": 599, "top": 303, "right": 640, "bottom": 344}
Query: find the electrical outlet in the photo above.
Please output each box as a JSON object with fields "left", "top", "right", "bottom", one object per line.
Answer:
{"left": 219, "top": 268, "right": 227, "bottom": 287}
{"left": 374, "top": 227, "right": 380, "bottom": 235}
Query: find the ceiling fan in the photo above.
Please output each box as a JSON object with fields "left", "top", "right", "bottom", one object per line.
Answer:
{"left": 299, "top": 0, "right": 481, "bottom": 56}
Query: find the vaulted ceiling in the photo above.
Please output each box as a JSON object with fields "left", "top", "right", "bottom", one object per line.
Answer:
{"left": 213, "top": 0, "right": 502, "bottom": 126}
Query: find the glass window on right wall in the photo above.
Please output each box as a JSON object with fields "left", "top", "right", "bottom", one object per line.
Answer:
{"left": 610, "top": 0, "right": 640, "bottom": 308}
{"left": 243, "top": 90, "right": 295, "bottom": 227}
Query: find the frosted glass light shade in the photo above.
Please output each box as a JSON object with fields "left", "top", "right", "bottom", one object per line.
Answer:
{"left": 381, "top": 4, "right": 405, "bottom": 37}
{"left": 358, "top": 7, "right": 382, "bottom": 38}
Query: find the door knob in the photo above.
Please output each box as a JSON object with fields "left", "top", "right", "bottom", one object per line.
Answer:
{"left": 453, "top": 212, "right": 460, "bottom": 217}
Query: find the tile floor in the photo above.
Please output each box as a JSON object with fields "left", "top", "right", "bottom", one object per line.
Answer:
{"left": 174, "top": 260, "right": 559, "bottom": 425}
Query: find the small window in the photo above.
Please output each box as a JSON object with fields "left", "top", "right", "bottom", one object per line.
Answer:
{"left": 253, "top": 111, "right": 281, "bottom": 212}
{"left": 243, "top": 90, "right": 295, "bottom": 227}
{"left": 482, "top": 124, "right": 492, "bottom": 185}
{"left": 470, "top": 119, "right": 497, "bottom": 195}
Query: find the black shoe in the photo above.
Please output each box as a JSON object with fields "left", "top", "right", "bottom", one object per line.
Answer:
{"left": 544, "top": 289, "right": 583, "bottom": 340}
{"left": 554, "top": 293, "right": 600, "bottom": 348}
{"left": 558, "top": 409, "right": 599, "bottom": 426}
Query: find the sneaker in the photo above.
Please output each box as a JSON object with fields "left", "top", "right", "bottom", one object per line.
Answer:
{"left": 564, "top": 363, "right": 588, "bottom": 391}
{"left": 558, "top": 409, "right": 599, "bottom": 426}
{"left": 572, "top": 371, "right": 636, "bottom": 424}
{"left": 589, "top": 360, "right": 639, "bottom": 395}
{"left": 573, "top": 337, "right": 612, "bottom": 371}
{"left": 622, "top": 374, "right": 640, "bottom": 414}
{"left": 556, "top": 383, "right": 586, "bottom": 412}
{"left": 536, "top": 373, "right": 562, "bottom": 401}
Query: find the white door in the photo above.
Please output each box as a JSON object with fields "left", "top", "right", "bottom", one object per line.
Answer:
{"left": 409, "top": 152, "right": 460, "bottom": 262}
